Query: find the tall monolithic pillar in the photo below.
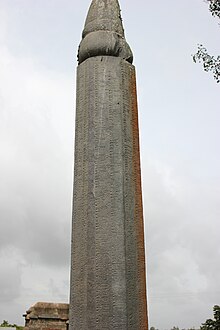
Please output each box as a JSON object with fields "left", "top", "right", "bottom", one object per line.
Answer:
{"left": 69, "top": 1, "right": 148, "bottom": 329}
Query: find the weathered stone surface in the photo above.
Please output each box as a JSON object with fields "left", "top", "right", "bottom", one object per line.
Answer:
{"left": 70, "top": 55, "right": 148, "bottom": 329}
{"left": 78, "top": 30, "right": 133, "bottom": 65}
{"left": 82, "top": 0, "right": 124, "bottom": 37}
{"left": 70, "top": 1, "right": 148, "bottom": 329}
{"left": 78, "top": 0, "right": 133, "bottom": 64}
{"left": 23, "top": 302, "right": 69, "bottom": 330}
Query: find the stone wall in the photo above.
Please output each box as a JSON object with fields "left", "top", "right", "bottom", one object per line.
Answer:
{"left": 23, "top": 302, "right": 69, "bottom": 330}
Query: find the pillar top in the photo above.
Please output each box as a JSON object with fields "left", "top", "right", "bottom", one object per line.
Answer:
{"left": 82, "top": 0, "right": 125, "bottom": 38}
{"left": 78, "top": 0, "right": 133, "bottom": 64}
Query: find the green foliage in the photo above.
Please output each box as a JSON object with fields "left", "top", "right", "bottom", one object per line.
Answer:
{"left": 0, "top": 320, "right": 10, "bottom": 327}
{"left": 0, "top": 320, "right": 24, "bottom": 330}
{"left": 200, "top": 305, "right": 220, "bottom": 330}
{"left": 207, "top": 0, "right": 220, "bottom": 19}
{"left": 193, "top": 45, "right": 220, "bottom": 82}
{"left": 193, "top": 0, "right": 220, "bottom": 82}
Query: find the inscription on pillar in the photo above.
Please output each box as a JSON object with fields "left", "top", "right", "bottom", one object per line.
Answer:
{"left": 70, "top": 56, "right": 147, "bottom": 330}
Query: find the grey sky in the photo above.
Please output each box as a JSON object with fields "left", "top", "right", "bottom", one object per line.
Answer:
{"left": 0, "top": 0, "right": 219, "bottom": 329}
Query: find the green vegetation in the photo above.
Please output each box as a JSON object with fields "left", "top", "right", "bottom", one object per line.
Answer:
{"left": 200, "top": 305, "right": 220, "bottom": 330}
{"left": 3, "top": 306, "right": 219, "bottom": 330}
{"left": 207, "top": 0, "right": 220, "bottom": 19}
{"left": 193, "top": 45, "right": 220, "bottom": 83}
{"left": 193, "top": 0, "right": 220, "bottom": 82}
{"left": 149, "top": 306, "right": 220, "bottom": 330}
{"left": 150, "top": 327, "right": 198, "bottom": 330}
{"left": 0, "top": 320, "right": 23, "bottom": 330}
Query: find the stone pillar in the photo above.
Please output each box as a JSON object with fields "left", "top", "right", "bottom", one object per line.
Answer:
{"left": 69, "top": 1, "right": 148, "bottom": 329}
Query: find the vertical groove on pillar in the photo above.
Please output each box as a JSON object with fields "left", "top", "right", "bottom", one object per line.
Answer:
{"left": 70, "top": 57, "right": 148, "bottom": 330}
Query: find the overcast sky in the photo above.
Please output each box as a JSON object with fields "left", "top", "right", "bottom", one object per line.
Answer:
{"left": 0, "top": 0, "right": 220, "bottom": 329}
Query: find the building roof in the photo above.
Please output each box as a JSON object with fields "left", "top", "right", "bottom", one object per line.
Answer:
{"left": 23, "top": 302, "right": 69, "bottom": 321}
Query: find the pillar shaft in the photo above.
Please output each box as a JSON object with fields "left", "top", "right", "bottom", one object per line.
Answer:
{"left": 69, "top": 56, "right": 148, "bottom": 329}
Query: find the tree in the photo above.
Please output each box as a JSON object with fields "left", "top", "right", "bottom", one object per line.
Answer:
{"left": 0, "top": 320, "right": 10, "bottom": 327}
{"left": 200, "top": 305, "right": 220, "bottom": 330}
{"left": 193, "top": 45, "right": 220, "bottom": 82}
{"left": 208, "top": 0, "right": 220, "bottom": 19}
{"left": 0, "top": 320, "right": 24, "bottom": 330}
{"left": 193, "top": 0, "right": 220, "bottom": 82}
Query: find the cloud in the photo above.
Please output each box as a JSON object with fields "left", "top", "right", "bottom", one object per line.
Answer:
{"left": 143, "top": 159, "right": 220, "bottom": 328}
{"left": 0, "top": 2, "right": 220, "bottom": 329}
{"left": 0, "top": 7, "right": 73, "bottom": 324}
{"left": 0, "top": 8, "right": 7, "bottom": 44}
{"left": 0, "top": 248, "right": 23, "bottom": 303}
